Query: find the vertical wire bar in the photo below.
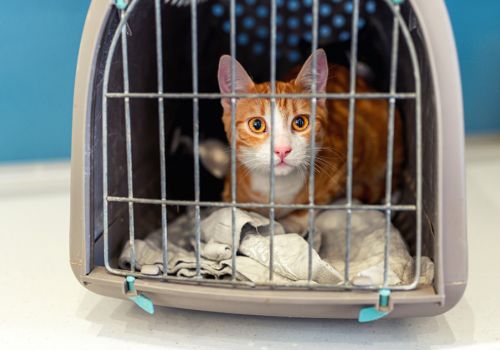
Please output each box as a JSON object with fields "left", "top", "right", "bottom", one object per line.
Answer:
{"left": 102, "top": 48, "right": 110, "bottom": 272}
{"left": 414, "top": 32, "right": 423, "bottom": 290}
{"left": 388, "top": 3, "right": 422, "bottom": 290}
{"left": 154, "top": 0, "right": 169, "bottom": 276}
{"left": 190, "top": 0, "right": 201, "bottom": 278}
{"left": 344, "top": 0, "right": 361, "bottom": 285}
{"left": 229, "top": 0, "right": 238, "bottom": 281}
{"left": 307, "top": 0, "right": 320, "bottom": 283}
{"left": 268, "top": 0, "right": 277, "bottom": 281}
{"left": 383, "top": 4, "right": 400, "bottom": 287}
{"left": 121, "top": 9, "right": 136, "bottom": 272}
{"left": 383, "top": 1, "right": 422, "bottom": 290}
{"left": 101, "top": 1, "right": 139, "bottom": 274}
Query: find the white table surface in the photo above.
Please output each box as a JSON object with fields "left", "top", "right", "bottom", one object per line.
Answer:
{"left": 0, "top": 137, "right": 499, "bottom": 350}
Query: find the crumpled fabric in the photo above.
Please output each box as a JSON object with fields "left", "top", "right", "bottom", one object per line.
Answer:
{"left": 315, "top": 203, "right": 434, "bottom": 285}
{"left": 119, "top": 207, "right": 342, "bottom": 284}
{"left": 119, "top": 203, "right": 433, "bottom": 286}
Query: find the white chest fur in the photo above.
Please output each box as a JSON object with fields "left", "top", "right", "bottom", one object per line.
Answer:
{"left": 249, "top": 169, "right": 304, "bottom": 204}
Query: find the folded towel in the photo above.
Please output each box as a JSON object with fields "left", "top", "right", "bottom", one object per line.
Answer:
{"left": 119, "top": 203, "right": 434, "bottom": 286}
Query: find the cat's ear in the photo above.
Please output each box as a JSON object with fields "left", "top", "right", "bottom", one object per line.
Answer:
{"left": 218, "top": 55, "right": 255, "bottom": 108}
{"left": 295, "top": 49, "right": 328, "bottom": 98}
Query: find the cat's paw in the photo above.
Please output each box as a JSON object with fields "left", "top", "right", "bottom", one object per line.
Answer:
{"left": 279, "top": 212, "right": 310, "bottom": 234}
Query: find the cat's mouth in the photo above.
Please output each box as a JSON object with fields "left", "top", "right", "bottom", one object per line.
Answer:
{"left": 274, "top": 160, "right": 295, "bottom": 173}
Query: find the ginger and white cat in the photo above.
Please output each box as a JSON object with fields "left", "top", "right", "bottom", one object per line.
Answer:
{"left": 217, "top": 49, "right": 403, "bottom": 233}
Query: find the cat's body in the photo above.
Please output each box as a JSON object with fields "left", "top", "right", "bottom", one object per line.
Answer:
{"left": 217, "top": 50, "right": 403, "bottom": 232}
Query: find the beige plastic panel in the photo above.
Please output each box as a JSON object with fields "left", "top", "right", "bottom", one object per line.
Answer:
{"left": 83, "top": 267, "right": 453, "bottom": 318}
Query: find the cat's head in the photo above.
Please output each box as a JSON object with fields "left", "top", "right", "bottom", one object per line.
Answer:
{"left": 217, "top": 49, "right": 329, "bottom": 177}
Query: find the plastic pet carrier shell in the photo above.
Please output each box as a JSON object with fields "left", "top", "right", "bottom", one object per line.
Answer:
{"left": 70, "top": 0, "right": 467, "bottom": 320}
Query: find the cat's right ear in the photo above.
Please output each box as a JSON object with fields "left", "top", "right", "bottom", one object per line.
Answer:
{"left": 294, "top": 49, "right": 328, "bottom": 97}
{"left": 218, "top": 55, "right": 254, "bottom": 108}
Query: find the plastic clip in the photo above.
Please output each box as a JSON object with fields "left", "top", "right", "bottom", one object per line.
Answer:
{"left": 358, "top": 288, "right": 393, "bottom": 323}
{"left": 114, "top": 0, "right": 129, "bottom": 10}
{"left": 124, "top": 276, "right": 155, "bottom": 314}
{"left": 392, "top": 0, "right": 405, "bottom": 4}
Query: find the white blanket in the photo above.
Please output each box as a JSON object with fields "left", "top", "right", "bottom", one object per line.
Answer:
{"left": 119, "top": 203, "right": 434, "bottom": 286}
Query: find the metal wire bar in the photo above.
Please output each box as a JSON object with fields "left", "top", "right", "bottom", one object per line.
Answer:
{"left": 383, "top": 0, "right": 423, "bottom": 291}
{"left": 101, "top": 263, "right": 429, "bottom": 292}
{"left": 107, "top": 196, "right": 416, "bottom": 211}
{"left": 106, "top": 92, "right": 417, "bottom": 99}
{"left": 383, "top": 3, "right": 401, "bottom": 288}
{"left": 120, "top": 9, "right": 137, "bottom": 272}
{"left": 402, "top": 24, "right": 423, "bottom": 292}
{"left": 307, "top": 0, "right": 320, "bottom": 284}
{"left": 268, "top": 0, "right": 277, "bottom": 281}
{"left": 154, "top": 0, "right": 169, "bottom": 276}
{"left": 229, "top": 0, "right": 237, "bottom": 281}
{"left": 102, "top": 71, "right": 110, "bottom": 272}
{"left": 344, "top": 0, "right": 361, "bottom": 285}
{"left": 190, "top": 0, "right": 201, "bottom": 278}
{"left": 102, "top": 0, "right": 139, "bottom": 273}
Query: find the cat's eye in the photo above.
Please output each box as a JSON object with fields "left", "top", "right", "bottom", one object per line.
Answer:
{"left": 248, "top": 117, "right": 267, "bottom": 133}
{"left": 292, "top": 114, "right": 310, "bottom": 132}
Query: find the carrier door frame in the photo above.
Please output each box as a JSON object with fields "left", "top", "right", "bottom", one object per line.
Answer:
{"left": 70, "top": 0, "right": 112, "bottom": 280}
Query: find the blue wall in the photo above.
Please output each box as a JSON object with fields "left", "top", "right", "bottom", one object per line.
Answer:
{"left": 0, "top": 1, "right": 89, "bottom": 162}
{"left": 447, "top": 0, "right": 500, "bottom": 134}
{"left": 0, "top": 0, "right": 498, "bottom": 162}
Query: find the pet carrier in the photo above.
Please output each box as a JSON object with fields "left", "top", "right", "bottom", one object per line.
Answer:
{"left": 70, "top": 0, "right": 467, "bottom": 320}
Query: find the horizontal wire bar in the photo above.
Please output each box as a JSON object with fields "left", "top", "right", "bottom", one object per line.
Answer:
{"left": 106, "top": 92, "right": 417, "bottom": 99}
{"left": 106, "top": 196, "right": 416, "bottom": 211}
{"left": 104, "top": 265, "right": 422, "bottom": 291}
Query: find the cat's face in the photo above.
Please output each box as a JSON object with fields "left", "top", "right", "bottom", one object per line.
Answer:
{"left": 218, "top": 50, "right": 329, "bottom": 177}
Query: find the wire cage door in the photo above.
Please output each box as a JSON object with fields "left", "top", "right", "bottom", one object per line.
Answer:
{"left": 100, "top": 0, "right": 423, "bottom": 293}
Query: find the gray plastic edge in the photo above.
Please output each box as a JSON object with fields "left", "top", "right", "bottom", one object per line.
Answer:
{"left": 409, "top": 0, "right": 467, "bottom": 310}
{"left": 83, "top": 267, "right": 445, "bottom": 318}
{"left": 70, "top": 0, "right": 112, "bottom": 283}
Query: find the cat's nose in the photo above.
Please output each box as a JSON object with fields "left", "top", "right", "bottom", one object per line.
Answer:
{"left": 274, "top": 145, "right": 292, "bottom": 161}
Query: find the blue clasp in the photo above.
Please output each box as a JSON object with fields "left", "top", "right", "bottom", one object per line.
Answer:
{"left": 358, "top": 288, "right": 392, "bottom": 323}
{"left": 124, "top": 276, "right": 155, "bottom": 314}
{"left": 114, "top": 0, "right": 129, "bottom": 10}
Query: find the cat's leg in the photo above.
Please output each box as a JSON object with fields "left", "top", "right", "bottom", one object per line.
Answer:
{"left": 353, "top": 177, "right": 386, "bottom": 204}
{"left": 279, "top": 210, "right": 311, "bottom": 234}
{"left": 279, "top": 210, "right": 322, "bottom": 251}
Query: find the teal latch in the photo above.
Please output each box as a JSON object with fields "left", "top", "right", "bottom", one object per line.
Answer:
{"left": 392, "top": 0, "right": 405, "bottom": 4}
{"left": 358, "top": 288, "right": 392, "bottom": 323}
{"left": 125, "top": 276, "right": 155, "bottom": 314}
{"left": 114, "top": 0, "right": 129, "bottom": 10}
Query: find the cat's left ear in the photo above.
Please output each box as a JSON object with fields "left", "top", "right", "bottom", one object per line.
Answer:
{"left": 218, "top": 55, "right": 255, "bottom": 108}
{"left": 295, "top": 49, "right": 329, "bottom": 103}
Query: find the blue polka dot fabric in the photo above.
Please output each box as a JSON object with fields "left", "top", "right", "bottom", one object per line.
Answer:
{"left": 212, "top": 0, "right": 377, "bottom": 63}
